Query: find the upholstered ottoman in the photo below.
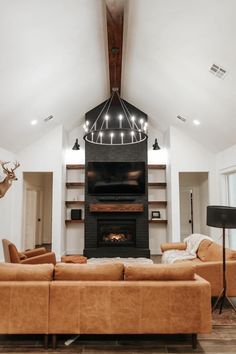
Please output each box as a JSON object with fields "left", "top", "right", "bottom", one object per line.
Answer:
{"left": 61, "top": 255, "right": 87, "bottom": 264}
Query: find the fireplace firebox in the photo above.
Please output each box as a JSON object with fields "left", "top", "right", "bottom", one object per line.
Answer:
{"left": 98, "top": 219, "right": 136, "bottom": 247}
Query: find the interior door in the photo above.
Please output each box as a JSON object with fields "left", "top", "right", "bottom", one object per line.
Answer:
{"left": 180, "top": 187, "right": 193, "bottom": 240}
{"left": 24, "top": 189, "right": 37, "bottom": 250}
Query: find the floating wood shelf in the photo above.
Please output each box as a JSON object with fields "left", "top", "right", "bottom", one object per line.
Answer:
{"left": 148, "top": 201, "right": 167, "bottom": 206}
{"left": 66, "top": 164, "right": 85, "bottom": 170}
{"left": 148, "top": 182, "right": 166, "bottom": 187}
{"left": 65, "top": 220, "right": 85, "bottom": 224}
{"left": 89, "top": 203, "right": 144, "bottom": 213}
{"left": 149, "top": 219, "right": 168, "bottom": 224}
{"left": 66, "top": 182, "right": 85, "bottom": 188}
{"left": 148, "top": 164, "right": 166, "bottom": 170}
{"left": 65, "top": 201, "right": 85, "bottom": 206}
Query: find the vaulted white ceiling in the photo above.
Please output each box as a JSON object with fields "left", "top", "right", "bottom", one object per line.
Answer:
{"left": 0, "top": 0, "right": 109, "bottom": 152}
{"left": 1, "top": 0, "right": 236, "bottom": 153}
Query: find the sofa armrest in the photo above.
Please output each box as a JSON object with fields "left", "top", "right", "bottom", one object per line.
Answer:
{"left": 21, "top": 252, "right": 56, "bottom": 265}
{"left": 195, "top": 260, "right": 236, "bottom": 297}
{"left": 161, "top": 242, "right": 187, "bottom": 252}
{"left": 23, "top": 247, "right": 47, "bottom": 258}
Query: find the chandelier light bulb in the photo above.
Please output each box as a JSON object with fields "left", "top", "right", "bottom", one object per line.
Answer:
{"left": 120, "top": 131, "right": 124, "bottom": 144}
{"left": 86, "top": 120, "right": 90, "bottom": 126}
{"left": 131, "top": 130, "right": 135, "bottom": 143}
{"left": 99, "top": 131, "right": 103, "bottom": 144}
{"left": 131, "top": 116, "right": 135, "bottom": 128}
{"left": 105, "top": 114, "right": 109, "bottom": 129}
{"left": 110, "top": 132, "right": 114, "bottom": 144}
{"left": 118, "top": 114, "right": 123, "bottom": 128}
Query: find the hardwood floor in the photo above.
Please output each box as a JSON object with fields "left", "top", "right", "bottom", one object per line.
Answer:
{"left": 0, "top": 326, "right": 236, "bottom": 353}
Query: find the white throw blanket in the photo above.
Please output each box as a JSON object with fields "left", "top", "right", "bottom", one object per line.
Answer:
{"left": 162, "top": 233, "right": 213, "bottom": 264}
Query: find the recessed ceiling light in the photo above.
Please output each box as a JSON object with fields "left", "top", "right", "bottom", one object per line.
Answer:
{"left": 193, "top": 120, "right": 200, "bottom": 126}
{"left": 31, "top": 120, "right": 38, "bottom": 126}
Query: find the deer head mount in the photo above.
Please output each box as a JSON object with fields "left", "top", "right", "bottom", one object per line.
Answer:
{"left": 0, "top": 161, "right": 20, "bottom": 198}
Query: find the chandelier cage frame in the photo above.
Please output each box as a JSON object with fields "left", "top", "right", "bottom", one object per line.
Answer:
{"left": 83, "top": 89, "right": 148, "bottom": 146}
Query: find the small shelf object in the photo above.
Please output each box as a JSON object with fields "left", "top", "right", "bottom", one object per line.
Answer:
{"left": 151, "top": 210, "right": 161, "bottom": 219}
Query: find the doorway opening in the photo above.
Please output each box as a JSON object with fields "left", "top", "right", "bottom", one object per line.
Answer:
{"left": 23, "top": 172, "right": 53, "bottom": 251}
{"left": 179, "top": 172, "right": 209, "bottom": 241}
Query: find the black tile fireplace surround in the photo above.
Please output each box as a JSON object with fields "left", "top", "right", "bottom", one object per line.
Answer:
{"left": 84, "top": 208, "right": 150, "bottom": 258}
{"left": 84, "top": 100, "right": 150, "bottom": 258}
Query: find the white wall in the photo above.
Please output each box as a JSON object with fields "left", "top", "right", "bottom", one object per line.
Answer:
{"left": 167, "top": 126, "right": 218, "bottom": 242}
{"left": 0, "top": 147, "right": 16, "bottom": 261}
{"left": 66, "top": 124, "right": 85, "bottom": 165}
{"left": 13, "top": 125, "right": 66, "bottom": 259}
{"left": 216, "top": 143, "right": 236, "bottom": 246}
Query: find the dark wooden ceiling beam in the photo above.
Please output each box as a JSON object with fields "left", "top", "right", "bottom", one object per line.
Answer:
{"left": 105, "top": 0, "right": 124, "bottom": 93}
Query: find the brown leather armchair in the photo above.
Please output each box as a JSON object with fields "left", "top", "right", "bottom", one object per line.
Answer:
{"left": 2, "top": 239, "right": 56, "bottom": 265}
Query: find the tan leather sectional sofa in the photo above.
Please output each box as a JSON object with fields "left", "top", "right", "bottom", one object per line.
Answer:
{"left": 0, "top": 262, "right": 212, "bottom": 349}
{"left": 161, "top": 239, "right": 236, "bottom": 296}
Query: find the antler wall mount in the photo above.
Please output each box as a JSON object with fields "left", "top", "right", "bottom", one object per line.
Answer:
{"left": 0, "top": 161, "right": 20, "bottom": 198}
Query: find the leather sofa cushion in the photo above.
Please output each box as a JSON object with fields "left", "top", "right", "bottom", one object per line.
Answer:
{"left": 197, "top": 240, "right": 213, "bottom": 261}
{"left": 161, "top": 242, "right": 187, "bottom": 252}
{"left": 0, "top": 263, "right": 54, "bottom": 281}
{"left": 197, "top": 240, "right": 236, "bottom": 262}
{"left": 54, "top": 263, "right": 124, "bottom": 281}
{"left": 125, "top": 263, "right": 196, "bottom": 281}
{"left": 8, "top": 243, "right": 21, "bottom": 263}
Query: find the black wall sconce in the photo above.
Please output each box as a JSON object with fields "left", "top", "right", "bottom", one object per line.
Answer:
{"left": 153, "top": 138, "right": 160, "bottom": 150}
{"left": 72, "top": 138, "right": 80, "bottom": 150}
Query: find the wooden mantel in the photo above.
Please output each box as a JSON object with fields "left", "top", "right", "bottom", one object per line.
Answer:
{"left": 89, "top": 203, "right": 144, "bottom": 213}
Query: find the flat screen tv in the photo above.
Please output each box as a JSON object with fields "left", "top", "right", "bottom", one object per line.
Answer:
{"left": 87, "top": 162, "right": 145, "bottom": 195}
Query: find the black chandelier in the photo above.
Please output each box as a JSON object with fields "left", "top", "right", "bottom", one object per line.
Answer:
{"left": 83, "top": 89, "right": 148, "bottom": 146}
